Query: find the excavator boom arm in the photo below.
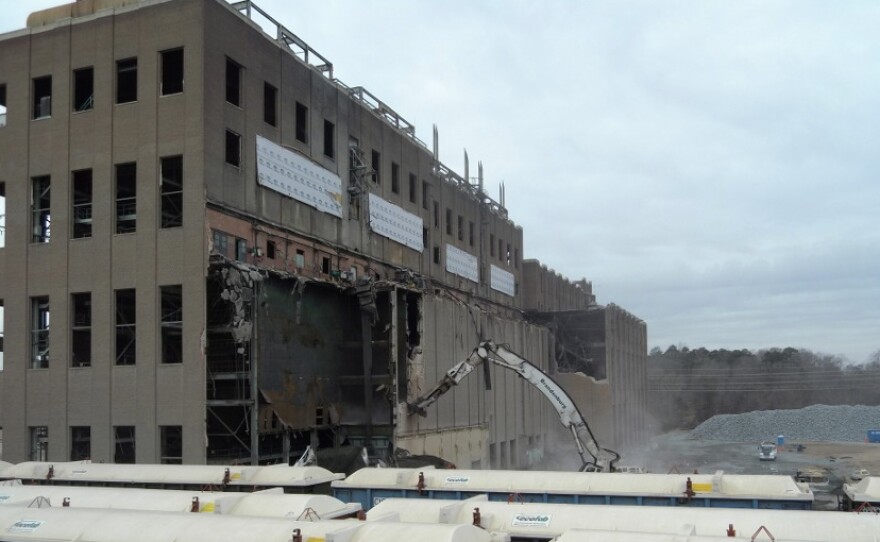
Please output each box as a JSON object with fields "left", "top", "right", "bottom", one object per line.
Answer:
{"left": 407, "top": 340, "right": 619, "bottom": 472}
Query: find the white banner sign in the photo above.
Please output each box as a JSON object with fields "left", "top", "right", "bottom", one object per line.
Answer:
{"left": 445, "top": 244, "right": 479, "bottom": 283}
{"left": 512, "top": 514, "right": 551, "bottom": 527}
{"left": 490, "top": 264, "right": 515, "bottom": 296}
{"left": 368, "top": 193, "right": 424, "bottom": 252}
{"left": 256, "top": 135, "right": 343, "bottom": 218}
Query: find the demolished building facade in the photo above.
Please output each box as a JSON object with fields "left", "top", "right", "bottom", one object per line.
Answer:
{"left": 0, "top": 0, "right": 647, "bottom": 468}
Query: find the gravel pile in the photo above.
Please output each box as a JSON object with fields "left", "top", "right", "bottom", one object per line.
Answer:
{"left": 689, "top": 404, "right": 880, "bottom": 442}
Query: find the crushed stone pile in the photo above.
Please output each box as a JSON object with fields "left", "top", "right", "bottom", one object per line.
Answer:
{"left": 689, "top": 404, "right": 880, "bottom": 442}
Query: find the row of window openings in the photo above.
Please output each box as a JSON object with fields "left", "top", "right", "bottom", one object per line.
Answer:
{"left": 29, "top": 157, "right": 182, "bottom": 243}
{"left": 8, "top": 49, "right": 183, "bottom": 123}
{"left": 29, "top": 287, "right": 180, "bottom": 370}
{"left": 29, "top": 426, "right": 182, "bottom": 464}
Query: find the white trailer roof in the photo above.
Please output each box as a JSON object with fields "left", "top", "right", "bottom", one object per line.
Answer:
{"left": 0, "top": 506, "right": 491, "bottom": 542}
{"left": 553, "top": 528, "right": 815, "bottom": 542}
{"left": 0, "top": 461, "right": 342, "bottom": 487}
{"left": 367, "top": 497, "right": 880, "bottom": 542}
{"left": 336, "top": 468, "right": 811, "bottom": 501}
{"left": 0, "top": 485, "right": 360, "bottom": 518}
{"left": 843, "top": 476, "right": 880, "bottom": 502}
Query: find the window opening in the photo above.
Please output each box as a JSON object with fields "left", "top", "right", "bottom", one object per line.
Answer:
{"left": 422, "top": 227, "right": 428, "bottom": 251}
{"left": 115, "top": 289, "right": 136, "bottom": 366}
{"left": 235, "top": 238, "right": 247, "bottom": 261}
{"left": 211, "top": 230, "right": 230, "bottom": 258}
{"left": 263, "top": 82, "right": 277, "bottom": 126}
{"left": 490, "top": 234, "right": 495, "bottom": 256}
{"left": 31, "top": 296, "right": 49, "bottom": 369}
{"left": 1, "top": 181, "right": 7, "bottom": 248}
{"left": 71, "top": 292, "right": 91, "bottom": 367}
{"left": 115, "top": 163, "right": 137, "bottom": 234}
{"left": 323, "top": 119, "right": 335, "bottom": 159}
{"left": 391, "top": 162, "right": 400, "bottom": 193}
{"left": 0, "top": 299, "right": 4, "bottom": 371}
{"left": 266, "top": 240, "right": 276, "bottom": 259}
{"left": 160, "top": 156, "right": 183, "bottom": 228}
{"left": 499, "top": 238, "right": 504, "bottom": 261}
{"left": 371, "top": 150, "right": 380, "bottom": 184}
{"left": 31, "top": 176, "right": 51, "bottom": 243}
{"left": 506, "top": 243, "right": 511, "bottom": 265}
{"left": 457, "top": 215, "right": 463, "bottom": 241}
{"left": 225, "top": 130, "right": 241, "bottom": 167}
{"left": 295, "top": 102, "right": 308, "bottom": 143}
{"left": 433, "top": 201, "right": 439, "bottom": 229}
{"left": 445, "top": 208, "right": 452, "bottom": 235}
{"left": 32, "top": 75, "right": 52, "bottom": 119}
{"left": 30, "top": 427, "right": 48, "bottom": 461}
{"left": 295, "top": 249, "right": 305, "bottom": 268}
{"left": 116, "top": 58, "right": 138, "bottom": 104}
{"left": 0, "top": 84, "right": 6, "bottom": 127}
{"left": 161, "top": 425, "right": 183, "bottom": 464}
{"left": 226, "top": 57, "right": 241, "bottom": 106}
{"left": 422, "top": 180, "right": 430, "bottom": 210}
{"left": 433, "top": 245, "right": 440, "bottom": 264}
{"left": 160, "top": 48, "right": 184, "bottom": 95}
{"left": 161, "top": 285, "right": 182, "bottom": 364}
{"left": 408, "top": 173, "right": 417, "bottom": 203}
{"left": 73, "top": 67, "right": 94, "bottom": 112}
{"left": 114, "top": 426, "right": 136, "bottom": 464}
{"left": 70, "top": 426, "right": 91, "bottom": 460}
{"left": 321, "top": 256, "right": 330, "bottom": 274}
{"left": 469, "top": 221, "right": 474, "bottom": 246}
{"left": 72, "top": 169, "right": 92, "bottom": 239}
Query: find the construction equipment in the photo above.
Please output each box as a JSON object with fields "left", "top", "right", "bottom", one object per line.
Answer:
{"left": 408, "top": 340, "right": 620, "bottom": 472}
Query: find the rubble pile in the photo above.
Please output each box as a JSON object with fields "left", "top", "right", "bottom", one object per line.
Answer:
{"left": 689, "top": 404, "right": 880, "bottom": 442}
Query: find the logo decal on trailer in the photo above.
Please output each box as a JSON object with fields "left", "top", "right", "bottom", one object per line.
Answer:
{"left": 512, "top": 514, "right": 551, "bottom": 527}
{"left": 444, "top": 476, "right": 471, "bottom": 484}
{"left": 8, "top": 520, "right": 45, "bottom": 533}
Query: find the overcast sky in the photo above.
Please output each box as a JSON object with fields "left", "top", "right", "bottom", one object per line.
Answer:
{"left": 5, "top": 1, "right": 880, "bottom": 363}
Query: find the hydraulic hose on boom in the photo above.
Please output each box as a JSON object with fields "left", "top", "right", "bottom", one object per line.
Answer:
{"left": 407, "top": 340, "right": 620, "bottom": 472}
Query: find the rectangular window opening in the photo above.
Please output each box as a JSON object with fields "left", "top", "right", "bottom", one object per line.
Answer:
{"left": 114, "top": 426, "right": 136, "bottom": 464}
{"left": 116, "top": 58, "right": 138, "bottom": 104}
{"left": 161, "top": 48, "right": 184, "bottom": 95}
{"left": 506, "top": 243, "right": 511, "bottom": 265}
{"left": 388, "top": 162, "right": 400, "bottom": 195}
{"left": 408, "top": 173, "right": 417, "bottom": 203}
{"left": 263, "top": 82, "right": 277, "bottom": 126}
{"left": 71, "top": 292, "right": 91, "bottom": 368}
{"left": 499, "top": 238, "right": 504, "bottom": 261}
{"left": 115, "top": 163, "right": 137, "bottom": 234}
{"left": 225, "top": 130, "right": 241, "bottom": 168}
{"left": 160, "top": 425, "right": 182, "bottom": 464}
{"left": 433, "top": 245, "right": 440, "bottom": 264}
{"left": 266, "top": 240, "right": 276, "bottom": 259}
{"left": 422, "top": 180, "right": 430, "bottom": 210}
{"left": 0, "top": 84, "right": 7, "bottom": 127}
{"left": 115, "top": 288, "right": 136, "bottom": 366}
{"left": 469, "top": 221, "right": 475, "bottom": 247}
{"left": 31, "top": 296, "right": 49, "bottom": 369}
{"left": 457, "top": 215, "right": 464, "bottom": 241}
{"left": 161, "top": 285, "right": 182, "bottom": 364}
{"left": 70, "top": 426, "right": 91, "bottom": 460}
{"left": 490, "top": 234, "right": 495, "bottom": 256}
{"left": 433, "top": 201, "right": 439, "bottom": 229}
{"left": 321, "top": 256, "right": 330, "bottom": 274}
{"left": 31, "top": 175, "right": 51, "bottom": 243}
{"left": 371, "top": 150, "right": 381, "bottom": 184}
{"left": 235, "top": 238, "right": 247, "bottom": 261}
{"left": 30, "top": 427, "right": 48, "bottom": 461}
{"left": 225, "top": 57, "right": 241, "bottom": 106}
{"left": 73, "top": 67, "right": 94, "bottom": 112}
{"left": 295, "top": 102, "right": 308, "bottom": 143}
{"left": 295, "top": 249, "right": 305, "bottom": 269}
{"left": 0, "top": 299, "right": 4, "bottom": 371}
{"left": 160, "top": 156, "right": 183, "bottom": 228}
{"left": 445, "top": 208, "right": 452, "bottom": 235}
{"left": 0, "top": 182, "right": 6, "bottom": 248}
{"left": 72, "top": 169, "right": 92, "bottom": 239}
{"left": 323, "top": 119, "right": 335, "bottom": 159}
{"left": 32, "top": 75, "right": 52, "bottom": 119}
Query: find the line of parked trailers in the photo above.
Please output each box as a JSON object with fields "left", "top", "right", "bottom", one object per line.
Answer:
{"left": 0, "top": 461, "right": 878, "bottom": 541}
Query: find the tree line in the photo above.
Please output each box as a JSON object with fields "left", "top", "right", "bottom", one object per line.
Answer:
{"left": 646, "top": 346, "right": 880, "bottom": 431}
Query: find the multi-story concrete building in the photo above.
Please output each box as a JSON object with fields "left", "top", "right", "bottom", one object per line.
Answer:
{"left": 0, "top": 0, "right": 645, "bottom": 468}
